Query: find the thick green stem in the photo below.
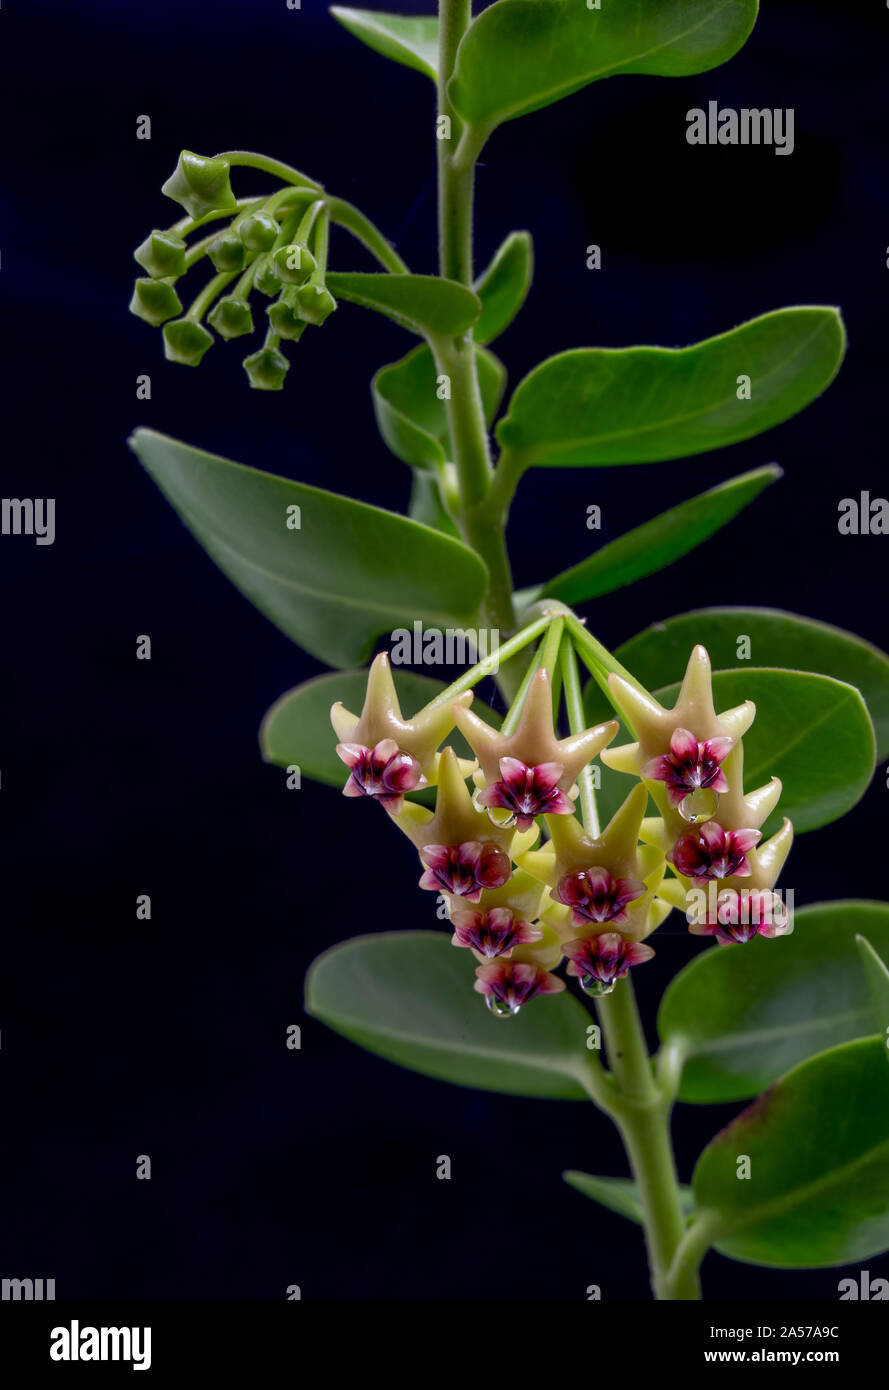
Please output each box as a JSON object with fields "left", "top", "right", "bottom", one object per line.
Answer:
{"left": 438, "top": 0, "right": 473, "bottom": 286}
{"left": 596, "top": 981, "right": 696, "bottom": 1299}
{"left": 435, "top": 0, "right": 517, "bottom": 689}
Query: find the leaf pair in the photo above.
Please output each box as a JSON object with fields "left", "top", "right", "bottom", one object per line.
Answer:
{"left": 333, "top": 2, "right": 759, "bottom": 153}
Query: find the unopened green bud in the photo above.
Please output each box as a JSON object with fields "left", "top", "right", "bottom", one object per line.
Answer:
{"left": 207, "top": 295, "right": 254, "bottom": 339}
{"left": 273, "top": 243, "right": 317, "bottom": 286}
{"left": 295, "top": 283, "right": 337, "bottom": 326}
{"left": 208, "top": 230, "right": 248, "bottom": 273}
{"left": 243, "top": 346, "right": 290, "bottom": 391}
{"left": 163, "top": 318, "right": 214, "bottom": 365}
{"left": 134, "top": 229, "right": 187, "bottom": 280}
{"left": 129, "top": 277, "right": 183, "bottom": 326}
{"left": 240, "top": 211, "right": 280, "bottom": 252}
{"left": 267, "top": 296, "right": 307, "bottom": 342}
{"left": 253, "top": 260, "right": 282, "bottom": 297}
{"left": 161, "top": 150, "right": 237, "bottom": 220}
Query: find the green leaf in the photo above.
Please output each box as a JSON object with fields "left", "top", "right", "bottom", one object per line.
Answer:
{"left": 564, "top": 1171, "right": 695, "bottom": 1227}
{"left": 693, "top": 1038, "right": 889, "bottom": 1267}
{"left": 128, "top": 428, "right": 487, "bottom": 668}
{"left": 496, "top": 308, "right": 845, "bottom": 467}
{"left": 260, "top": 667, "right": 500, "bottom": 787}
{"left": 541, "top": 465, "right": 781, "bottom": 606}
{"left": 612, "top": 608, "right": 889, "bottom": 761}
{"left": 330, "top": 8, "right": 438, "bottom": 81}
{"left": 305, "top": 931, "right": 593, "bottom": 1100}
{"left": 587, "top": 667, "right": 875, "bottom": 836}
{"left": 326, "top": 272, "right": 481, "bottom": 339}
{"left": 856, "top": 937, "right": 889, "bottom": 1065}
{"left": 658, "top": 901, "right": 889, "bottom": 1104}
{"left": 473, "top": 231, "right": 533, "bottom": 345}
{"left": 372, "top": 342, "right": 506, "bottom": 470}
{"left": 408, "top": 471, "right": 459, "bottom": 538}
{"left": 450, "top": 0, "right": 758, "bottom": 137}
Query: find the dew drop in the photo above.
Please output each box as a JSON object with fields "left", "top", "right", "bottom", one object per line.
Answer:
{"left": 485, "top": 994, "right": 519, "bottom": 1019}
{"left": 678, "top": 787, "right": 720, "bottom": 824}
{"left": 579, "top": 974, "right": 615, "bottom": 998}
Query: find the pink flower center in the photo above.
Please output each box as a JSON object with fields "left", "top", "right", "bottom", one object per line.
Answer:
{"left": 643, "top": 727, "right": 733, "bottom": 807}
{"left": 554, "top": 867, "right": 645, "bottom": 926}
{"left": 419, "top": 841, "right": 512, "bottom": 901}
{"left": 476, "top": 758, "right": 573, "bottom": 831}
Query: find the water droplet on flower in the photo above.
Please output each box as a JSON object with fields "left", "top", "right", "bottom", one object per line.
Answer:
{"left": 580, "top": 974, "right": 614, "bottom": 997}
{"left": 678, "top": 787, "right": 719, "bottom": 824}
{"left": 486, "top": 806, "right": 517, "bottom": 829}
{"left": 485, "top": 994, "right": 519, "bottom": 1018}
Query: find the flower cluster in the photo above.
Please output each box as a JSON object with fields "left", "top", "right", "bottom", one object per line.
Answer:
{"left": 129, "top": 150, "right": 336, "bottom": 390}
{"left": 331, "top": 641, "right": 794, "bottom": 1014}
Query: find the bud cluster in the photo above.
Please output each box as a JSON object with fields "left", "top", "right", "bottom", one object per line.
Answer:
{"left": 330, "top": 636, "right": 794, "bottom": 1017}
{"left": 129, "top": 151, "right": 337, "bottom": 390}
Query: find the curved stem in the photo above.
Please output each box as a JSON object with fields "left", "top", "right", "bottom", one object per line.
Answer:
{"left": 217, "top": 150, "right": 323, "bottom": 191}
{"left": 561, "top": 641, "right": 600, "bottom": 835}
{"left": 326, "top": 197, "right": 409, "bottom": 273}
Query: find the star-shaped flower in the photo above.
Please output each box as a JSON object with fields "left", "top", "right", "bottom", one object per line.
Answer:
{"left": 454, "top": 667, "right": 617, "bottom": 794}
{"left": 601, "top": 645, "right": 755, "bottom": 784}
{"left": 517, "top": 783, "right": 666, "bottom": 941}
{"left": 689, "top": 888, "right": 792, "bottom": 944}
{"left": 331, "top": 652, "right": 475, "bottom": 789}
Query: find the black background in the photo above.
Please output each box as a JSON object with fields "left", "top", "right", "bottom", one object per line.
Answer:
{"left": 1, "top": 0, "right": 887, "bottom": 1301}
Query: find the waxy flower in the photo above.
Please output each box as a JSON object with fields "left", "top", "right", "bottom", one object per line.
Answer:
{"left": 476, "top": 757, "right": 574, "bottom": 830}
{"left": 562, "top": 934, "right": 655, "bottom": 995}
{"left": 668, "top": 821, "right": 761, "bottom": 883}
{"left": 519, "top": 783, "right": 667, "bottom": 942}
{"left": 390, "top": 748, "right": 538, "bottom": 896}
{"left": 689, "top": 888, "right": 791, "bottom": 944}
{"left": 643, "top": 727, "right": 733, "bottom": 806}
{"left": 554, "top": 867, "right": 646, "bottom": 927}
{"left": 336, "top": 737, "right": 425, "bottom": 812}
{"left": 454, "top": 667, "right": 617, "bottom": 797}
{"left": 331, "top": 653, "right": 474, "bottom": 790}
{"left": 419, "top": 841, "right": 511, "bottom": 901}
{"left": 600, "top": 647, "right": 755, "bottom": 800}
{"left": 474, "top": 960, "right": 565, "bottom": 1017}
{"left": 449, "top": 905, "right": 543, "bottom": 957}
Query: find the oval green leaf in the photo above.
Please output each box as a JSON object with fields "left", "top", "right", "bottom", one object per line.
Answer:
{"left": 305, "top": 930, "right": 593, "bottom": 1099}
{"left": 326, "top": 271, "right": 481, "bottom": 338}
{"left": 658, "top": 901, "right": 889, "bottom": 1104}
{"left": 496, "top": 308, "right": 845, "bottom": 467}
{"left": 614, "top": 608, "right": 889, "bottom": 761}
{"left": 541, "top": 465, "right": 781, "bottom": 605}
{"left": 564, "top": 1171, "right": 694, "bottom": 1228}
{"left": 450, "top": 0, "right": 758, "bottom": 137}
{"left": 129, "top": 428, "right": 487, "bottom": 668}
{"left": 330, "top": 8, "right": 439, "bottom": 81}
{"left": 693, "top": 1038, "right": 889, "bottom": 1267}
{"left": 260, "top": 667, "right": 500, "bottom": 787}
{"left": 473, "top": 231, "right": 533, "bottom": 345}
{"left": 587, "top": 667, "right": 875, "bottom": 836}
{"left": 372, "top": 342, "right": 506, "bottom": 469}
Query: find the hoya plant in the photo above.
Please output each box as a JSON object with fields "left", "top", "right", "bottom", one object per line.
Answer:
{"left": 127, "top": 1, "right": 889, "bottom": 1300}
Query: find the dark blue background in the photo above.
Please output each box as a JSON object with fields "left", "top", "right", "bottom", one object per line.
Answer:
{"left": 1, "top": 0, "right": 887, "bottom": 1299}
